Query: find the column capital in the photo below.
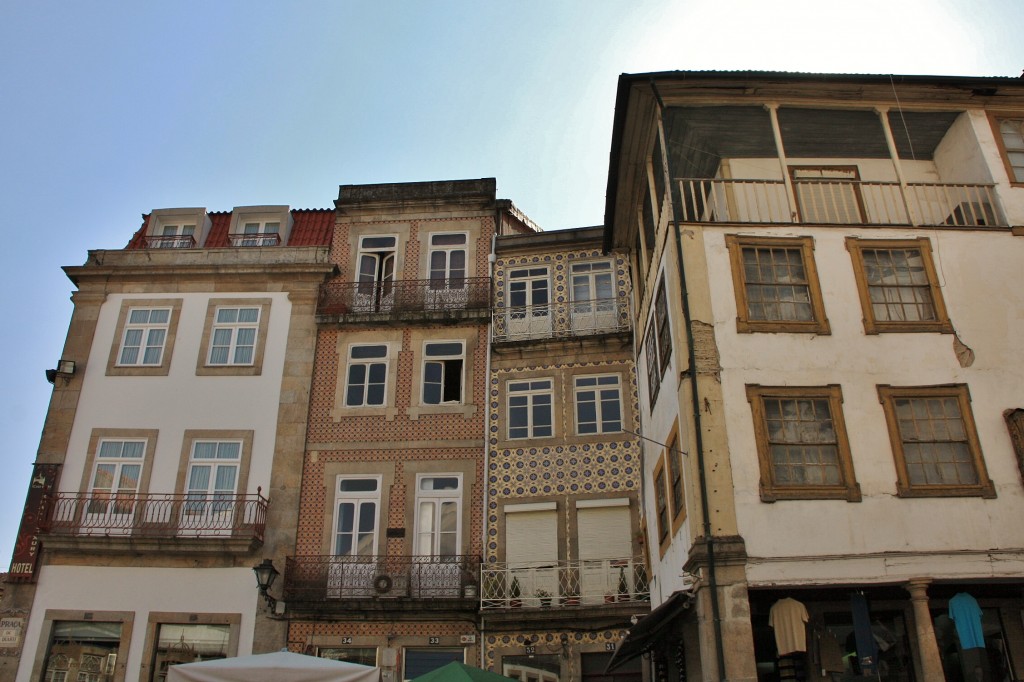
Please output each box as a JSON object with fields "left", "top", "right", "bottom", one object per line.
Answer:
{"left": 905, "top": 577, "right": 932, "bottom": 599}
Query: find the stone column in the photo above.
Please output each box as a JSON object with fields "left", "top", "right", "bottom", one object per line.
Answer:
{"left": 906, "top": 578, "right": 945, "bottom": 682}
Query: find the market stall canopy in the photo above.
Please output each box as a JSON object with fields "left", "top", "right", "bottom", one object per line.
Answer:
{"left": 606, "top": 590, "right": 694, "bottom": 672}
{"left": 166, "top": 650, "right": 381, "bottom": 682}
{"left": 409, "top": 661, "right": 519, "bottom": 682}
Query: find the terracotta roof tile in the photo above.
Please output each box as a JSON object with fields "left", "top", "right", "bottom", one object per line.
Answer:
{"left": 288, "top": 209, "right": 334, "bottom": 247}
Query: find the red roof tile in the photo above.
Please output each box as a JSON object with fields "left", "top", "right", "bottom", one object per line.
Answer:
{"left": 123, "top": 209, "right": 334, "bottom": 250}
{"left": 202, "top": 212, "right": 234, "bottom": 248}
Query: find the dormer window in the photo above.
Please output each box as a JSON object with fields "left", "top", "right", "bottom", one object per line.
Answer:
{"left": 227, "top": 206, "right": 291, "bottom": 247}
{"left": 145, "top": 208, "right": 209, "bottom": 248}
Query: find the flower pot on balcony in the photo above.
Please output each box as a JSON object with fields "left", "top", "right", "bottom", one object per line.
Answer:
{"left": 562, "top": 595, "right": 580, "bottom": 606}
{"left": 604, "top": 594, "right": 616, "bottom": 604}
{"left": 463, "top": 583, "right": 478, "bottom": 598}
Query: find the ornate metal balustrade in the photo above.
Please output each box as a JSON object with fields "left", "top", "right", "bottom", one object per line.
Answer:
{"left": 676, "top": 178, "right": 1006, "bottom": 227}
{"left": 491, "top": 297, "right": 631, "bottom": 343}
{"left": 317, "top": 278, "right": 491, "bottom": 319}
{"left": 144, "top": 235, "right": 197, "bottom": 249}
{"left": 480, "top": 557, "right": 649, "bottom": 609}
{"left": 228, "top": 233, "right": 282, "bottom": 247}
{"left": 284, "top": 555, "right": 482, "bottom": 603}
{"left": 41, "top": 492, "right": 267, "bottom": 541}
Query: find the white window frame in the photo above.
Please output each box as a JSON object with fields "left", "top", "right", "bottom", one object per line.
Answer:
{"left": 116, "top": 307, "right": 172, "bottom": 367}
{"left": 414, "top": 474, "right": 462, "bottom": 558}
{"left": 184, "top": 440, "right": 242, "bottom": 519}
{"left": 427, "top": 232, "right": 468, "bottom": 286}
{"left": 344, "top": 344, "right": 389, "bottom": 407}
{"left": 573, "top": 374, "right": 624, "bottom": 435}
{"left": 332, "top": 475, "right": 382, "bottom": 557}
{"left": 236, "top": 220, "right": 281, "bottom": 246}
{"left": 207, "top": 306, "right": 260, "bottom": 366}
{"left": 507, "top": 379, "right": 554, "bottom": 439}
{"left": 86, "top": 439, "right": 146, "bottom": 519}
{"left": 422, "top": 341, "right": 465, "bottom": 405}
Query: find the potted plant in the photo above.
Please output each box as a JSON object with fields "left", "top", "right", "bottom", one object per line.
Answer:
{"left": 535, "top": 588, "right": 552, "bottom": 608}
{"left": 509, "top": 576, "right": 522, "bottom": 608}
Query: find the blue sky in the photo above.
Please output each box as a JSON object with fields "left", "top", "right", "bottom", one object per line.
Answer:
{"left": 1, "top": 0, "right": 1021, "bottom": 564}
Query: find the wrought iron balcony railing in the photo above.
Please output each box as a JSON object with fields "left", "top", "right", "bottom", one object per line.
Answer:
{"left": 41, "top": 492, "right": 267, "bottom": 541}
{"left": 480, "top": 557, "right": 649, "bottom": 609}
{"left": 676, "top": 178, "right": 1007, "bottom": 227}
{"left": 228, "top": 232, "right": 282, "bottom": 247}
{"left": 284, "top": 554, "right": 482, "bottom": 602}
{"left": 145, "top": 235, "right": 197, "bottom": 249}
{"left": 491, "top": 297, "right": 631, "bottom": 342}
{"left": 317, "top": 278, "right": 491, "bottom": 318}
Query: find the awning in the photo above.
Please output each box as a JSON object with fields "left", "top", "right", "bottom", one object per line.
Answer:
{"left": 606, "top": 590, "right": 694, "bottom": 672}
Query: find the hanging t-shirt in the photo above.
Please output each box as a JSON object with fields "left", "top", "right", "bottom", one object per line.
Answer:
{"left": 769, "top": 597, "right": 810, "bottom": 655}
{"left": 949, "top": 592, "right": 985, "bottom": 649}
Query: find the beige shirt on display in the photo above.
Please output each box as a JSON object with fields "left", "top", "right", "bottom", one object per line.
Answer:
{"left": 769, "top": 597, "right": 810, "bottom": 655}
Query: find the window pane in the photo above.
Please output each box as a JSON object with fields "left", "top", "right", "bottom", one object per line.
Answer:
{"left": 351, "top": 345, "right": 387, "bottom": 359}
{"left": 340, "top": 479, "right": 378, "bottom": 492}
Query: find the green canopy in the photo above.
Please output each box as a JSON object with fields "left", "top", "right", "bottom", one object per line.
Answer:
{"left": 409, "top": 661, "right": 518, "bottom": 682}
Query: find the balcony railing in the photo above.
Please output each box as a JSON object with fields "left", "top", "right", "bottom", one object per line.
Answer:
{"left": 480, "top": 557, "right": 649, "bottom": 609}
{"left": 228, "top": 232, "right": 282, "bottom": 247}
{"left": 284, "top": 555, "right": 481, "bottom": 602}
{"left": 491, "top": 297, "right": 631, "bottom": 342}
{"left": 41, "top": 492, "right": 267, "bottom": 541}
{"left": 676, "top": 178, "right": 1007, "bottom": 227}
{"left": 317, "top": 278, "right": 491, "bottom": 318}
{"left": 145, "top": 235, "right": 197, "bottom": 249}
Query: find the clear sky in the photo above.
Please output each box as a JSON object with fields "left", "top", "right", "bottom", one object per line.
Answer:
{"left": 1, "top": 0, "right": 1021, "bottom": 564}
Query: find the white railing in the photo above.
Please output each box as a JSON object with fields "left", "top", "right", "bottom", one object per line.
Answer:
{"left": 480, "top": 557, "right": 649, "bottom": 609}
{"left": 676, "top": 178, "right": 1005, "bottom": 227}
{"left": 491, "top": 298, "right": 631, "bottom": 342}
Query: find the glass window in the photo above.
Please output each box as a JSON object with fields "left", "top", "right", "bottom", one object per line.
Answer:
{"left": 508, "top": 379, "right": 553, "bottom": 439}
{"left": 334, "top": 476, "right": 381, "bottom": 556}
{"left": 654, "top": 280, "right": 672, "bottom": 373}
{"left": 995, "top": 116, "right": 1024, "bottom": 183}
{"left": 428, "top": 233, "right": 467, "bottom": 288}
{"left": 318, "top": 648, "right": 378, "bottom": 667}
{"left": 747, "top": 385, "right": 860, "bottom": 501}
{"left": 574, "top": 375, "right": 623, "bottom": 435}
{"left": 645, "top": 325, "right": 660, "bottom": 405}
{"left": 151, "top": 623, "right": 230, "bottom": 681}
{"left": 237, "top": 221, "right": 280, "bottom": 247}
{"left": 653, "top": 463, "right": 669, "bottom": 545}
{"left": 847, "top": 238, "right": 952, "bottom": 334}
{"left": 117, "top": 308, "right": 171, "bottom": 366}
{"left": 207, "top": 307, "right": 260, "bottom": 365}
{"left": 43, "top": 621, "right": 122, "bottom": 682}
{"left": 86, "top": 440, "right": 145, "bottom": 519}
{"left": 184, "top": 441, "right": 240, "bottom": 520}
{"left": 404, "top": 649, "right": 464, "bottom": 681}
{"left": 423, "top": 342, "right": 464, "bottom": 404}
{"left": 726, "top": 236, "right": 830, "bottom": 334}
{"left": 414, "top": 475, "right": 461, "bottom": 557}
{"left": 666, "top": 432, "right": 685, "bottom": 523}
{"left": 355, "top": 235, "right": 397, "bottom": 312}
{"left": 879, "top": 385, "right": 994, "bottom": 498}
{"left": 345, "top": 344, "right": 388, "bottom": 406}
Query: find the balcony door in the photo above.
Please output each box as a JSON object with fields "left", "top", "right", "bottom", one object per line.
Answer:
{"left": 577, "top": 502, "right": 632, "bottom": 605}
{"left": 183, "top": 441, "right": 240, "bottom": 534}
{"left": 570, "top": 261, "right": 616, "bottom": 333}
{"left": 505, "top": 506, "right": 558, "bottom": 606}
{"left": 84, "top": 440, "right": 145, "bottom": 533}
{"left": 791, "top": 166, "right": 864, "bottom": 224}
{"left": 427, "top": 233, "right": 468, "bottom": 310}
{"left": 355, "top": 236, "right": 397, "bottom": 312}
{"left": 506, "top": 267, "right": 551, "bottom": 339}
{"left": 413, "top": 475, "right": 462, "bottom": 596}
{"left": 330, "top": 476, "right": 381, "bottom": 597}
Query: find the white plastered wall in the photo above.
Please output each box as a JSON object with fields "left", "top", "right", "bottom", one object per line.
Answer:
{"left": 702, "top": 223, "right": 1024, "bottom": 586}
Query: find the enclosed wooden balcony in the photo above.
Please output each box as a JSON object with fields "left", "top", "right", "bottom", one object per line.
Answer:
{"left": 317, "top": 278, "right": 491, "bottom": 325}
{"left": 40, "top": 492, "right": 267, "bottom": 554}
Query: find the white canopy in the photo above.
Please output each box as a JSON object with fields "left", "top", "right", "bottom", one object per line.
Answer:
{"left": 167, "top": 650, "right": 381, "bottom": 682}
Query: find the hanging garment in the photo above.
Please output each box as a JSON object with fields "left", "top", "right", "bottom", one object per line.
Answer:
{"left": 850, "top": 592, "right": 879, "bottom": 675}
{"left": 770, "top": 597, "right": 810, "bottom": 655}
{"left": 949, "top": 592, "right": 986, "bottom": 649}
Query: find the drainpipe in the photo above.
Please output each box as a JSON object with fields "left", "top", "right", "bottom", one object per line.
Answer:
{"left": 649, "top": 79, "right": 728, "bottom": 682}
{"left": 480, "top": 211, "right": 499, "bottom": 669}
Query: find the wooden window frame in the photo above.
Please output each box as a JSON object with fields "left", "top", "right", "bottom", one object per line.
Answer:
{"left": 664, "top": 423, "right": 686, "bottom": 533}
{"left": 846, "top": 237, "right": 953, "bottom": 335}
{"left": 652, "top": 455, "right": 670, "bottom": 556}
{"left": 878, "top": 384, "right": 995, "bottom": 499}
{"left": 746, "top": 385, "right": 861, "bottom": 502}
{"left": 725, "top": 235, "right": 830, "bottom": 334}
{"left": 988, "top": 112, "right": 1024, "bottom": 187}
